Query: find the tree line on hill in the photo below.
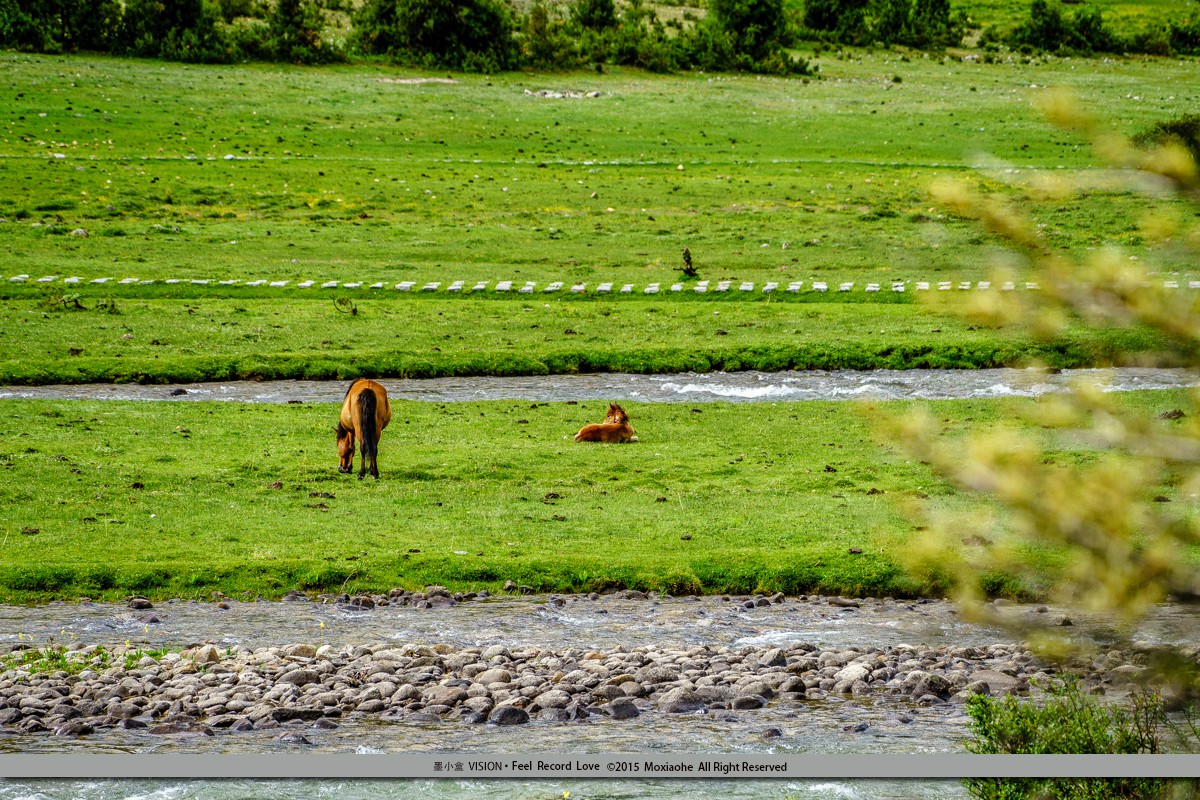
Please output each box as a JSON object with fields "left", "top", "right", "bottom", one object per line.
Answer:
{"left": 0, "top": 0, "right": 1196, "bottom": 72}
{"left": 0, "top": 0, "right": 814, "bottom": 72}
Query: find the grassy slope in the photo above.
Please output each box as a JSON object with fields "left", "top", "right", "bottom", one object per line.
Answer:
{"left": 1, "top": 392, "right": 1193, "bottom": 602}
{"left": 956, "top": 0, "right": 1191, "bottom": 32}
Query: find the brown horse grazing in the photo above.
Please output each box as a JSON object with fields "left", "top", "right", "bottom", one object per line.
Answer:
{"left": 574, "top": 402, "right": 638, "bottom": 443}
{"left": 336, "top": 378, "right": 392, "bottom": 479}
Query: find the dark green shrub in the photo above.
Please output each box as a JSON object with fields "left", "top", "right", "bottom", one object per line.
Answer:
{"left": 0, "top": 0, "right": 122, "bottom": 52}
{"left": 354, "top": 0, "right": 518, "bottom": 71}
{"left": 521, "top": 0, "right": 580, "bottom": 69}
{"left": 803, "top": 0, "right": 867, "bottom": 39}
{"left": 214, "top": 0, "right": 264, "bottom": 22}
{"left": 118, "top": 0, "right": 233, "bottom": 61}
{"left": 1134, "top": 115, "right": 1200, "bottom": 168}
{"left": 707, "top": 0, "right": 787, "bottom": 61}
{"left": 602, "top": 0, "right": 679, "bottom": 72}
{"left": 225, "top": 16, "right": 272, "bottom": 58}
{"left": 1006, "top": 0, "right": 1118, "bottom": 54}
{"left": 964, "top": 679, "right": 1179, "bottom": 800}
{"left": 570, "top": 0, "right": 614, "bottom": 30}
{"left": 269, "top": 0, "right": 340, "bottom": 62}
{"left": 801, "top": 0, "right": 959, "bottom": 49}
{"left": 1169, "top": 17, "right": 1200, "bottom": 53}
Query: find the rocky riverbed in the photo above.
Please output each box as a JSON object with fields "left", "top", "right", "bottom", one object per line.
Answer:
{"left": 0, "top": 589, "right": 1163, "bottom": 743}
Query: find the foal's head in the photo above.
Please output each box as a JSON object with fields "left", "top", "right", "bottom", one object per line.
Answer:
{"left": 605, "top": 403, "right": 629, "bottom": 425}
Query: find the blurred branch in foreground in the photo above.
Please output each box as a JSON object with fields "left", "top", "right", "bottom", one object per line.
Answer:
{"left": 890, "top": 90, "right": 1200, "bottom": 700}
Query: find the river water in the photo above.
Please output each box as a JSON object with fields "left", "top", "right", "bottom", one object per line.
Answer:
{"left": 3, "top": 368, "right": 1196, "bottom": 798}
{"left": 0, "top": 596, "right": 991, "bottom": 799}
{"left": 4, "top": 594, "right": 1200, "bottom": 799}
{"left": 0, "top": 367, "right": 1195, "bottom": 405}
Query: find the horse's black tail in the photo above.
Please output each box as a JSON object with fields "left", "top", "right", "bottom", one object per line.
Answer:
{"left": 359, "top": 388, "right": 378, "bottom": 461}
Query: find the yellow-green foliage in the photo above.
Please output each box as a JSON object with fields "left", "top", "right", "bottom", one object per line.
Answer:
{"left": 894, "top": 93, "right": 1200, "bottom": 693}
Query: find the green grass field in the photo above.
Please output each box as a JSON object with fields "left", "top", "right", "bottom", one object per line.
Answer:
{"left": 3, "top": 48, "right": 1197, "bottom": 601}
{"left": 0, "top": 392, "right": 1194, "bottom": 603}
{"left": 0, "top": 295, "right": 1170, "bottom": 385}
{"left": 1, "top": 51, "right": 1195, "bottom": 384}
{"left": 1, "top": 52, "right": 1195, "bottom": 288}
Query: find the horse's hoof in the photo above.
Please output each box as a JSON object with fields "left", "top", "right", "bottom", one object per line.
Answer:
{"left": 338, "top": 468, "right": 351, "bottom": 474}
{"left": 358, "top": 474, "right": 365, "bottom": 481}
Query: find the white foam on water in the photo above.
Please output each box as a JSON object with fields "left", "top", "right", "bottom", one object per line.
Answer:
{"left": 807, "top": 783, "right": 863, "bottom": 799}
{"left": 825, "top": 384, "right": 893, "bottom": 398}
{"left": 735, "top": 630, "right": 820, "bottom": 648}
{"left": 976, "top": 382, "right": 1027, "bottom": 397}
{"left": 660, "top": 382, "right": 801, "bottom": 399}
{"left": 122, "top": 787, "right": 191, "bottom": 800}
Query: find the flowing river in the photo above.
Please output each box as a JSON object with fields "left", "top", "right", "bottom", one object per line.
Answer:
{"left": 2, "top": 368, "right": 1197, "bottom": 799}
{"left": 4, "top": 593, "right": 1199, "bottom": 799}
{"left": 0, "top": 367, "right": 1195, "bottom": 405}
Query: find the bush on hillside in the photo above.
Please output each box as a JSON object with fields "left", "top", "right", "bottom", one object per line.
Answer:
{"left": 801, "top": 0, "right": 961, "bottom": 48}
{"left": 270, "top": 0, "right": 341, "bottom": 62}
{"left": 707, "top": 0, "right": 788, "bottom": 61}
{"left": 0, "top": 0, "right": 122, "bottom": 52}
{"left": 1006, "top": 0, "right": 1117, "bottom": 54}
{"left": 521, "top": 0, "right": 581, "bottom": 69}
{"left": 571, "top": 0, "right": 615, "bottom": 30}
{"left": 118, "top": 0, "right": 233, "bottom": 61}
{"left": 353, "top": 0, "right": 518, "bottom": 71}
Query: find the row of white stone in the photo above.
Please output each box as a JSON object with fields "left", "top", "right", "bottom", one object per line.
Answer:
{"left": 8, "top": 274, "right": 1200, "bottom": 293}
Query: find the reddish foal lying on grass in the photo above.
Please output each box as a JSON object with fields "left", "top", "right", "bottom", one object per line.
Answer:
{"left": 574, "top": 402, "right": 638, "bottom": 443}
{"left": 336, "top": 378, "right": 392, "bottom": 479}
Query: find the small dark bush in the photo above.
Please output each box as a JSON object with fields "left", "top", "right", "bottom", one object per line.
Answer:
{"left": 118, "top": 0, "right": 234, "bottom": 62}
{"left": 964, "top": 679, "right": 1183, "bottom": 800}
{"left": 0, "top": 0, "right": 122, "bottom": 52}
{"left": 1004, "top": 0, "right": 1120, "bottom": 54}
{"left": 270, "top": 0, "right": 342, "bottom": 63}
{"left": 521, "top": 0, "right": 580, "bottom": 69}
{"left": 1133, "top": 115, "right": 1200, "bottom": 168}
{"left": 570, "top": 0, "right": 614, "bottom": 30}
{"left": 354, "top": 0, "right": 518, "bottom": 71}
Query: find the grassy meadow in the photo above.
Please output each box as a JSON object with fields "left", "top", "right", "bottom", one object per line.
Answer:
{"left": 1, "top": 391, "right": 1194, "bottom": 603}
{"left": 2, "top": 46, "right": 1197, "bottom": 600}
{"left": 1, "top": 51, "right": 1196, "bottom": 384}
{"left": 0, "top": 296, "right": 1170, "bottom": 385}
{"left": 1, "top": 52, "right": 1195, "bottom": 288}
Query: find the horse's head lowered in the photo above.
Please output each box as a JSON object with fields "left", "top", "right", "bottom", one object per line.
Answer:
{"left": 335, "top": 422, "right": 355, "bottom": 474}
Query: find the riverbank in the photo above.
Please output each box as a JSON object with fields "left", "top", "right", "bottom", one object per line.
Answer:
{"left": 0, "top": 591, "right": 1155, "bottom": 748}
{"left": 0, "top": 295, "right": 1172, "bottom": 387}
